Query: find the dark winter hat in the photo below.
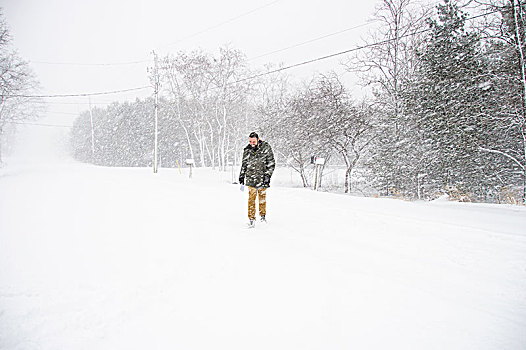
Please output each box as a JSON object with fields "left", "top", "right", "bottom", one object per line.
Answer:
{"left": 249, "top": 132, "right": 259, "bottom": 139}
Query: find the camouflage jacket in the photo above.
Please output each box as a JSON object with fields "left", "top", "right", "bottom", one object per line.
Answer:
{"left": 239, "top": 140, "right": 275, "bottom": 188}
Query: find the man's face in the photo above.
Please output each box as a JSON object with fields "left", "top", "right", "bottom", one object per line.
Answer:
{"left": 249, "top": 137, "right": 258, "bottom": 147}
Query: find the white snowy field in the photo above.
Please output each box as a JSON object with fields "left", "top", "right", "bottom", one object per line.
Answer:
{"left": 1, "top": 127, "right": 526, "bottom": 350}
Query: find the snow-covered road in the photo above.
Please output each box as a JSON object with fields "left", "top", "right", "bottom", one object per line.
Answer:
{"left": 1, "top": 160, "right": 525, "bottom": 350}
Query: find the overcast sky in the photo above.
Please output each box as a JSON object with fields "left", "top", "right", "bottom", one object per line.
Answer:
{"left": 1, "top": 0, "right": 379, "bottom": 127}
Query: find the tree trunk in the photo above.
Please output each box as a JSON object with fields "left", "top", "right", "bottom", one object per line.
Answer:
{"left": 300, "top": 167, "right": 309, "bottom": 188}
{"left": 179, "top": 119, "right": 194, "bottom": 162}
{"left": 522, "top": 123, "right": 526, "bottom": 203}
{"left": 344, "top": 167, "right": 352, "bottom": 193}
{"left": 205, "top": 118, "right": 215, "bottom": 169}
{"left": 221, "top": 104, "right": 228, "bottom": 171}
{"left": 167, "top": 76, "right": 195, "bottom": 164}
{"left": 342, "top": 154, "right": 351, "bottom": 193}
{"left": 194, "top": 127, "right": 206, "bottom": 167}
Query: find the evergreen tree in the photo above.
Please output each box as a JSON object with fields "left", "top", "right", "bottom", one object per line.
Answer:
{"left": 404, "top": 0, "right": 493, "bottom": 199}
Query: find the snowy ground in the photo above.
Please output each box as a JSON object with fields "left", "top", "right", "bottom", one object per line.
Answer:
{"left": 1, "top": 127, "right": 526, "bottom": 350}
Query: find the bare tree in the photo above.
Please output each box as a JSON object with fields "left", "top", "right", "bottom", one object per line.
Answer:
{"left": 210, "top": 46, "right": 253, "bottom": 171}
{"left": 159, "top": 47, "right": 252, "bottom": 169}
{"left": 311, "top": 74, "right": 374, "bottom": 193}
{"left": 161, "top": 55, "right": 196, "bottom": 163}
{"left": 345, "top": 0, "right": 430, "bottom": 128}
{"left": 0, "top": 11, "right": 38, "bottom": 164}
{"left": 344, "top": 0, "right": 432, "bottom": 198}
{"left": 267, "top": 74, "right": 373, "bottom": 192}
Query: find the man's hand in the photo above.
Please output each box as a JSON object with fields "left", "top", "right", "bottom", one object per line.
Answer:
{"left": 263, "top": 174, "right": 271, "bottom": 187}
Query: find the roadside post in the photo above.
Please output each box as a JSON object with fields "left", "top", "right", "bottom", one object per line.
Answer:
{"left": 314, "top": 157, "right": 325, "bottom": 191}
{"left": 185, "top": 159, "right": 195, "bottom": 178}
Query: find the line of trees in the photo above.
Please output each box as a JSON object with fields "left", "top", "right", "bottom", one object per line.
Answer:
{"left": 70, "top": 0, "right": 526, "bottom": 203}
{"left": 72, "top": 47, "right": 260, "bottom": 169}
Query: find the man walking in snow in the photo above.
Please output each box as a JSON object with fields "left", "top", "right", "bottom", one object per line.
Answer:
{"left": 239, "top": 132, "right": 275, "bottom": 228}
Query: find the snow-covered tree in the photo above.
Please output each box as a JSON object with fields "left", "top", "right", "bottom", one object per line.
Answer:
{"left": 303, "top": 74, "right": 373, "bottom": 193}
{"left": 403, "top": 0, "right": 499, "bottom": 200}
{"left": 0, "top": 10, "right": 38, "bottom": 164}
{"left": 159, "top": 47, "right": 253, "bottom": 170}
{"left": 346, "top": 0, "right": 431, "bottom": 198}
{"left": 478, "top": 0, "right": 526, "bottom": 202}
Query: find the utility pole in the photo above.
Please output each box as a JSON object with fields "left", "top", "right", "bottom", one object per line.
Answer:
{"left": 152, "top": 50, "right": 159, "bottom": 173}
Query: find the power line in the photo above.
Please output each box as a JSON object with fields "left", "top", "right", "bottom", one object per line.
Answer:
{"left": 26, "top": 1, "right": 281, "bottom": 67}
{"left": 46, "top": 111, "right": 81, "bottom": 116}
{"left": 9, "top": 5, "right": 512, "bottom": 101}
{"left": 5, "top": 86, "right": 152, "bottom": 99}
{"left": 160, "top": 0, "right": 281, "bottom": 48}
{"left": 248, "top": 21, "right": 377, "bottom": 62}
{"left": 229, "top": 6, "right": 511, "bottom": 86}
{"left": 25, "top": 100, "right": 114, "bottom": 105}
{"left": 232, "top": 34, "right": 425, "bottom": 85}
{"left": 30, "top": 59, "right": 150, "bottom": 66}
{"left": 4, "top": 121, "right": 71, "bottom": 128}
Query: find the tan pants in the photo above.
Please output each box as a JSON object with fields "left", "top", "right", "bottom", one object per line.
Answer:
{"left": 248, "top": 187, "right": 267, "bottom": 220}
